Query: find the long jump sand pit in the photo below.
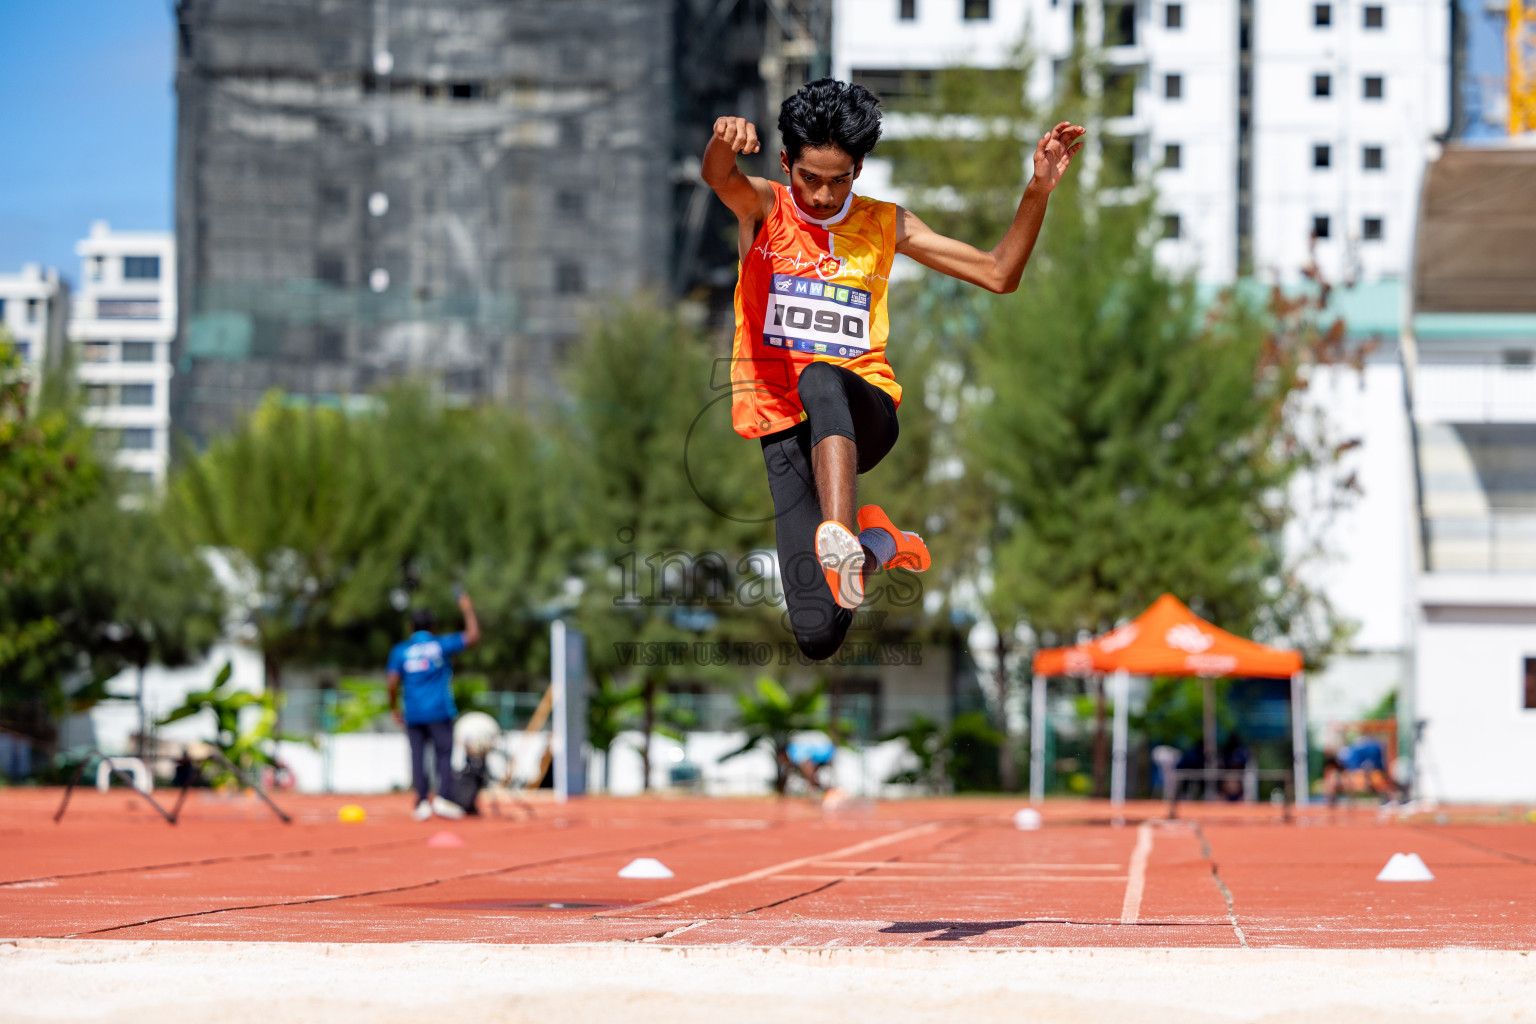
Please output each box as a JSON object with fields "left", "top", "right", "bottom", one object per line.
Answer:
{"left": 4, "top": 940, "right": 1534, "bottom": 1024}
{"left": 4, "top": 790, "right": 1535, "bottom": 1020}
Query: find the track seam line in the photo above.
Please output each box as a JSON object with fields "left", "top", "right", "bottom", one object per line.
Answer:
{"left": 1410, "top": 826, "right": 1536, "bottom": 866}
{"left": 0, "top": 818, "right": 555, "bottom": 889}
{"left": 1119, "top": 821, "right": 1155, "bottom": 924}
{"left": 638, "top": 920, "right": 710, "bottom": 942}
{"left": 594, "top": 821, "right": 946, "bottom": 918}
{"left": 57, "top": 831, "right": 713, "bottom": 939}
{"left": 1190, "top": 821, "right": 1249, "bottom": 949}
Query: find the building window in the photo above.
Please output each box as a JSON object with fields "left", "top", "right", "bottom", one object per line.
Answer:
{"left": 1313, "top": 144, "right": 1331, "bottom": 168}
{"left": 317, "top": 255, "right": 346, "bottom": 286}
{"left": 120, "top": 383, "right": 154, "bottom": 407}
{"left": 121, "top": 341, "right": 155, "bottom": 363}
{"left": 1163, "top": 142, "right": 1182, "bottom": 168}
{"left": 1164, "top": 73, "right": 1182, "bottom": 99}
{"left": 1362, "top": 217, "right": 1383, "bottom": 241}
{"left": 14, "top": 342, "right": 29, "bottom": 361}
{"left": 899, "top": 0, "right": 917, "bottom": 19}
{"left": 449, "top": 82, "right": 482, "bottom": 101}
{"left": 122, "top": 256, "right": 161, "bottom": 280}
{"left": 1106, "top": 2, "right": 1136, "bottom": 45}
{"left": 26, "top": 298, "right": 38, "bottom": 322}
{"left": 316, "top": 329, "right": 345, "bottom": 363}
{"left": 0, "top": 298, "right": 6, "bottom": 320}
{"left": 97, "top": 298, "right": 160, "bottom": 320}
{"left": 1363, "top": 75, "right": 1384, "bottom": 99}
{"left": 119, "top": 428, "right": 154, "bottom": 451}
{"left": 82, "top": 341, "right": 113, "bottom": 363}
{"left": 1525, "top": 658, "right": 1536, "bottom": 709}
{"left": 1314, "top": 3, "right": 1331, "bottom": 26}
{"left": 1313, "top": 215, "right": 1331, "bottom": 239}
{"left": 962, "top": 0, "right": 990, "bottom": 19}
{"left": 1363, "top": 145, "right": 1384, "bottom": 170}
{"left": 1166, "top": 3, "right": 1182, "bottom": 29}
{"left": 1314, "top": 73, "right": 1332, "bottom": 97}
{"left": 91, "top": 256, "right": 104, "bottom": 282}
{"left": 1162, "top": 213, "right": 1182, "bottom": 239}
{"left": 555, "top": 262, "right": 585, "bottom": 295}
{"left": 1363, "top": 5, "right": 1384, "bottom": 28}
{"left": 85, "top": 384, "right": 112, "bottom": 407}
{"left": 556, "top": 189, "right": 586, "bottom": 218}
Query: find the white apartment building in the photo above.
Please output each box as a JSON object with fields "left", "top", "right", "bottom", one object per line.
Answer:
{"left": 1405, "top": 145, "right": 1536, "bottom": 803}
{"left": 1250, "top": 0, "right": 1449, "bottom": 284}
{"left": 0, "top": 263, "right": 66, "bottom": 374}
{"left": 832, "top": 0, "right": 1446, "bottom": 287}
{"left": 69, "top": 223, "right": 177, "bottom": 488}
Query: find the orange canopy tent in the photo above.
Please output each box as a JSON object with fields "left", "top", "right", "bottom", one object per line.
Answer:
{"left": 1031, "top": 594, "right": 1303, "bottom": 679}
{"left": 1027, "top": 594, "right": 1308, "bottom": 808}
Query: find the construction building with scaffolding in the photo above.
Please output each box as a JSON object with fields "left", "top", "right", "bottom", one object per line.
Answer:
{"left": 173, "top": 0, "right": 830, "bottom": 440}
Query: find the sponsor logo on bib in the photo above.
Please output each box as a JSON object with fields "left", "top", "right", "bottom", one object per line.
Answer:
{"left": 761, "top": 273, "right": 872, "bottom": 356}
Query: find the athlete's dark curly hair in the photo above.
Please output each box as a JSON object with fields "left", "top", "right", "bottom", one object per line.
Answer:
{"left": 778, "top": 78, "right": 883, "bottom": 164}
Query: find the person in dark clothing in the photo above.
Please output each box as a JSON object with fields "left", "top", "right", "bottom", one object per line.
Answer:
{"left": 387, "top": 591, "right": 481, "bottom": 821}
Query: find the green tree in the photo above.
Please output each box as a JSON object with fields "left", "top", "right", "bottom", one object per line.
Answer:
{"left": 719, "top": 677, "right": 833, "bottom": 795}
{"left": 0, "top": 335, "right": 103, "bottom": 693}
{"left": 159, "top": 660, "right": 299, "bottom": 780}
{"left": 10, "top": 491, "right": 224, "bottom": 755}
{"left": 166, "top": 388, "right": 573, "bottom": 699}
{"left": 565, "top": 298, "right": 777, "bottom": 789}
{"left": 166, "top": 393, "right": 417, "bottom": 696}
{"left": 886, "top": 45, "right": 1355, "bottom": 794}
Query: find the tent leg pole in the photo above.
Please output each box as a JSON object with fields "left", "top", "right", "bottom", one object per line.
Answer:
{"left": 1029, "top": 674, "right": 1046, "bottom": 805}
{"left": 1202, "top": 677, "right": 1217, "bottom": 801}
{"left": 1110, "top": 669, "right": 1129, "bottom": 809}
{"left": 1291, "top": 671, "right": 1309, "bottom": 813}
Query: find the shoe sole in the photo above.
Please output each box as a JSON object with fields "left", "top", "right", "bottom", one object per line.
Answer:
{"left": 815, "top": 521, "right": 865, "bottom": 610}
{"left": 856, "top": 505, "right": 931, "bottom": 572}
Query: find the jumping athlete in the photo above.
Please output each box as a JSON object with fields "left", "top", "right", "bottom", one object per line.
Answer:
{"left": 703, "top": 78, "right": 1083, "bottom": 660}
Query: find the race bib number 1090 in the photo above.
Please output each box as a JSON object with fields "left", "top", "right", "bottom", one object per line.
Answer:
{"left": 761, "top": 274, "right": 871, "bottom": 358}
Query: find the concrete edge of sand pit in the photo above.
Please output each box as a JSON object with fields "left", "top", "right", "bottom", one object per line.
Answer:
{"left": 4, "top": 938, "right": 1533, "bottom": 969}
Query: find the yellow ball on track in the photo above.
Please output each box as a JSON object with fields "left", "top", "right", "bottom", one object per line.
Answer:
{"left": 338, "top": 804, "right": 366, "bottom": 823}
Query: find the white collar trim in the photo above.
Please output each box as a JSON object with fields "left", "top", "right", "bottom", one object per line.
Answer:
{"left": 790, "top": 189, "right": 853, "bottom": 227}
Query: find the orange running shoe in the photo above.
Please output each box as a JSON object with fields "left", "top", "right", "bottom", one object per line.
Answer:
{"left": 857, "top": 505, "right": 931, "bottom": 572}
{"left": 815, "top": 520, "right": 866, "bottom": 610}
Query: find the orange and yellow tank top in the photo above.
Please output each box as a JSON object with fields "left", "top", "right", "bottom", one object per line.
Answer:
{"left": 730, "top": 182, "right": 901, "bottom": 439}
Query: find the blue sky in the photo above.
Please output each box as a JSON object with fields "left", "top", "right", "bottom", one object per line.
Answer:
{"left": 0, "top": 1, "right": 174, "bottom": 284}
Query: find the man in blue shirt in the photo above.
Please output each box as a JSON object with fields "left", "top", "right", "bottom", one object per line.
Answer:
{"left": 387, "top": 590, "right": 481, "bottom": 821}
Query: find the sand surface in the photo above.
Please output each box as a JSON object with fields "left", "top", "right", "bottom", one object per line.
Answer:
{"left": 4, "top": 939, "right": 1533, "bottom": 1024}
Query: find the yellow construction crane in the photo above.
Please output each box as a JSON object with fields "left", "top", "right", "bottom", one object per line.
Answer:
{"left": 1513, "top": 0, "right": 1536, "bottom": 134}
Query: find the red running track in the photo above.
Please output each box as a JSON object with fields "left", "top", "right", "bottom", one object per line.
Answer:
{"left": 3, "top": 789, "right": 1533, "bottom": 949}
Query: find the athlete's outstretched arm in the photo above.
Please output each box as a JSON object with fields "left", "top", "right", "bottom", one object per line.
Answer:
{"left": 702, "top": 116, "right": 776, "bottom": 251}
{"left": 895, "top": 121, "right": 1086, "bottom": 294}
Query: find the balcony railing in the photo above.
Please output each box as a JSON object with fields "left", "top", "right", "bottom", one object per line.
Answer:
{"left": 1425, "top": 509, "right": 1536, "bottom": 572}
{"left": 1415, "top": 362, "right": 1536, "bottom": 422}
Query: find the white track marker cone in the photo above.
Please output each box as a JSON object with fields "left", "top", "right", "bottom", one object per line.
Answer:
{"left": 1013, "top": 808, "right": 1043, "bottom": 831}
{"left": 618, "top": 857, "right": 674, "bottom": 879}
{"left": 1376, "top": 852, "right": 1434, "bottom": 882}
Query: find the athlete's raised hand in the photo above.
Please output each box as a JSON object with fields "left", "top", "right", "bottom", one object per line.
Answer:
{"left": 1031, "top": 121, "right": 1087, "bottom": 193}
{"left": 713, "top": 116, "right": 761, "bottom": 155}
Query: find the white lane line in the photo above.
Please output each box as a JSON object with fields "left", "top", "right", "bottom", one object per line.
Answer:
{"left": 596, "top": 822, "right": 943, "bottom": 917}
{"left": 772, "top": 874, "right": 1129, "bottom": 883}
{"left": 807, "top": 861, "right": 1124, "bottom": 871}
{"left": 1120, "top": 820, "right": 1155, "bottom": 924}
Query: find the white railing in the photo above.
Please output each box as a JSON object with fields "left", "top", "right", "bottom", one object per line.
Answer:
{"left": 1415, "top": 363, "right": 1536, "bottom": 423}
{"left": 1425, "top": 509, "right": 1536, "bottom": 572}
